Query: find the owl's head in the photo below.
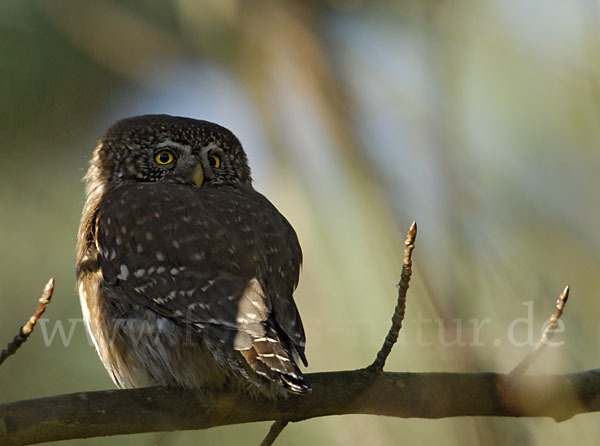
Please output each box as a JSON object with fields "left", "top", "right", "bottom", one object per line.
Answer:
{"left": 87, "top": 115, "right": 252, "bottom": 192}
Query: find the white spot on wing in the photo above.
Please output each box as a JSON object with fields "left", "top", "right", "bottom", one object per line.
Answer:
{"left": 200, "top": 279, "right": 215, "bottom": 292}
{"left": 117, "top": 265, "right": 129, "bottom": 280}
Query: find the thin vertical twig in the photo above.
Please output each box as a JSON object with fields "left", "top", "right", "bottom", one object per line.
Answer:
{"left": 368, "top": 221, "right": 417, "bottom": 373}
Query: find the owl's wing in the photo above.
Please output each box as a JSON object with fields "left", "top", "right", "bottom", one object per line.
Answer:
{"left": 94, "top": 182, "right": 309, "bottom": 392}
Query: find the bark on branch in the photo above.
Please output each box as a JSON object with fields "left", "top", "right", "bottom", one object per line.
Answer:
{"left": 2, "top": 368, "right": 600, "bottom": 445}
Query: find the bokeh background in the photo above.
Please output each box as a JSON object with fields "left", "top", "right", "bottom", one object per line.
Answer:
{"left": 1, "top": 0, "right": 600, "bottom": 444}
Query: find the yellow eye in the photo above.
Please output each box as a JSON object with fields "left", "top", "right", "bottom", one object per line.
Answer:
{"left": 209, "top": 154, "right": 221, "bottom": 168}
{"left": 155, "top": 150, "right": 175, "bottom": 165}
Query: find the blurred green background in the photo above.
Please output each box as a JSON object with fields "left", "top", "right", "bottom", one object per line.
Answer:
{"left": 1, "top": 0, "right": 600, "bottom": 444}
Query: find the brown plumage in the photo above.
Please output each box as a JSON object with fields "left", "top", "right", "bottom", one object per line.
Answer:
{"left": 76, "top": 114, "right": 310, "bottom": 396}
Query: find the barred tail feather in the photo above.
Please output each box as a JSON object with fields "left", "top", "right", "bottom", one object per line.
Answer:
{"left": 240, "top": 330, "right": 311, "bottom": 394}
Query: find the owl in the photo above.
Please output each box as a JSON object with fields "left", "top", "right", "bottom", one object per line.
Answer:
{"left": 76, "top": 114, "right": 310, "bottom": 396}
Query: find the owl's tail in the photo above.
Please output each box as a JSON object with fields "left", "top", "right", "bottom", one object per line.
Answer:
{"left": 236, "top": 278, "right": 310, "bottom": 394}
{"left": 240, "top": 328, "right": 311, "bottom": 394}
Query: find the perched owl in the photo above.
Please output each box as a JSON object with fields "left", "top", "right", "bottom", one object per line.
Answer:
{"left": 76, "top": 114, "right": 310, "bottom": 396}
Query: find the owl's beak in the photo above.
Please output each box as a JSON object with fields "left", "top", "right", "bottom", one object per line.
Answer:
{"left": 192, "top": 163, "right": 204, "bottom": 187}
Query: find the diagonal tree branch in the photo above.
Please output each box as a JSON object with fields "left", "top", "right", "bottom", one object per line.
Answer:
{"left": 510, "top": 285, "right": 570, "bottom": 376}
{"left": 260, "top": 420, "right": 288, "bottom": 446}
{"left": 0, "top": 278, "right": 54, "bottom": 367}
{"left": 2, "top": 369, "right": 600, "bottom": 445}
